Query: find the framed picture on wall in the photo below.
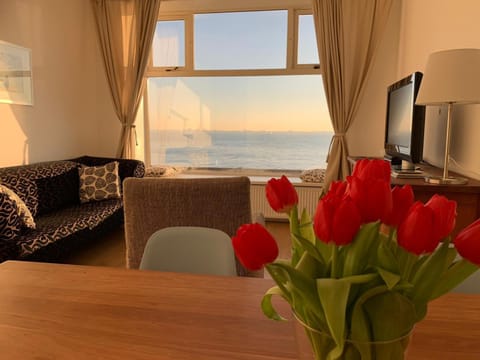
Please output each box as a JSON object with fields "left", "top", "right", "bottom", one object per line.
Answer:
{"left": 0, "top": 40, "right": 33, "bottom": 105}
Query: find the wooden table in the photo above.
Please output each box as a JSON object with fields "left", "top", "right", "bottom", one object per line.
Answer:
{"left": 0, "top": 261, "right": 478, "bottom": 359}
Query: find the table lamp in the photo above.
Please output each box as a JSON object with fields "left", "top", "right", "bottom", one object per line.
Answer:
{"left": 416, "top": 48, "right": 480, "bottom": 185}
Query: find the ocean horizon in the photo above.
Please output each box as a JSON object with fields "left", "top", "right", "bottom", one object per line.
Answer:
{"left": 150, "top": 130, "right": 333, "bottom": 170}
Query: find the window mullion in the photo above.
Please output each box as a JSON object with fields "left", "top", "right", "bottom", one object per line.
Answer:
{"left": 185, "top": 14, "right": 194, "bottom": 71}
{"left": 286, "top": 8, "right": 295, "bottom": 70}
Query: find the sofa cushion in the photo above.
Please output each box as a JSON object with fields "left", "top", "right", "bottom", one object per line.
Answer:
{"left": 36, "top": 168, "right": 80, "bottom": 215}
{"left": 71, "top": 155, "right": 146, "bottom": 181}
{"left": 16, "top": 199, "right": 123, "bottom": 257}
{"left": 0, "top": 177, "right": 38, "bottom": 217}
{"left": 0, "top": 184, "right": 36, "bottom": 229}
{"left": 0, "top": 160, "right": 79, "bottom": 217}
{"left": 79, "top": 162, "right": 121, "bottom": 203}
{"left": 0, "top": 192, "right": 24, "bottom": 240}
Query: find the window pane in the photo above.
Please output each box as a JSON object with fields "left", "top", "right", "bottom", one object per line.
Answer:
{"left": 298, "top": 15, "right": 319, "bottom": 65}
{"left": 147, "top": 76, "right": 332, "bottom": 170}
{"left": 194, "top": 11, "right": 287, "bottom": 70}
{"left": 152, "top": 20, "right": 185, "bottom": 67}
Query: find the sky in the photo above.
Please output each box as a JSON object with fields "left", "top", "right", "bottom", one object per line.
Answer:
{"left": 149, "top": 10, "right": 332, "bottom": 133}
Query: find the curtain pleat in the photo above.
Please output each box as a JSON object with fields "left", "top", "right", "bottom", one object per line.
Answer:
{"left": 91, "top": 0, "right": 161, "bottom": 158}
{"left": 311, "top": 0, "right": 393, "bottom": 190}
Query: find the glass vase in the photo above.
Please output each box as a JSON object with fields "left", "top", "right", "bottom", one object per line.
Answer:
{"left": 294, "top": 316, "right": 412, "bottom": 360}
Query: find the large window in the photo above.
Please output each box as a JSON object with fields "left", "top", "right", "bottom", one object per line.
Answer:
{"left": 146, "top": 7, "right": 332, "bottom": 172}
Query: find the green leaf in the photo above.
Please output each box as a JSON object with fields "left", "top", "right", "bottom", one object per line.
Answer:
{"left": 292, "top": 232, "right": 327, "bottom": 266}
{"left": 316, "top": 239, "right": 334, "bottom": 266}
{"left": 430, "top": 259, "right": 479, "bottom": 299}
{"left": 376, "top": 235, "right": 400, "bottom": 274}
{"left": 363, "top": 291, "right": 416, "bottom": 342}
{"left": 316, "top": 278, "right": 351, "bottom": 355}
{"left": 341, "top": 273, "right": 378, "bottom": 285}
{"left": 342, "top": 222, "right": 381, "bottom": 277}
{"left": 299, "top": 208, "right": 316, "bottom": 244}
{"left": 265, "top": 261, "right": 293, "bottom": 303}
{"left": 267, "top": 262, "right": 326, "bottom": 326}
{"left": 350, "top": 284, "right": 416, "bottom": 360}
{"left": 295, "top": 251, "right": 327, "bottom": 278}
{"left": 408, "top": 253, "right": 428, "bottom": 280}
{"left": 351, "top": 286, "right": 387, "bottom": 343}
{"left": 376, "top": 267, "right": 401, "bottom": 289}
{"left": 261, "top": 286, "right": 288, "bottom": 321}
{"left": 410, "top": 240, "right": 452, "bottom": 320}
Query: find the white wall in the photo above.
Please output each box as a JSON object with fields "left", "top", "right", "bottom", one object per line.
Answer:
{"left": 0, "top": 0, "right": 119, "bottom": 167}
{"left": 397, "top": 0, "right": 480, "bottom": 179}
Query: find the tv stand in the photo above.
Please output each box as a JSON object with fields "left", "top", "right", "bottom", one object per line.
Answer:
{"left": 384, "top": 155, "right": 417, "bottom": 171}
{"left": 391, "top": 162, "right": 419, "bottom": 172}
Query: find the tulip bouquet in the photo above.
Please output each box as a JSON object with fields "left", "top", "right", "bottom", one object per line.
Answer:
{"left": 232, "top": 159, "right": 480, "bottom": 360}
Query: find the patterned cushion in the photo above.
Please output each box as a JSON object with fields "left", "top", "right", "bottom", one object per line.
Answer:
{"left": 0, "top": 184, "right": 35, "bottom": 229}
{"left": 0, "top": 193, "right": 24, "bottom": 240}
{"left": 300, "top": 168, "right": 326, "bottom": 183}
{"left": 36, "top": 168, "right": 80, "bottom": 215}
{"left": 79, "top": 162, "right": 121, "bottom": 203}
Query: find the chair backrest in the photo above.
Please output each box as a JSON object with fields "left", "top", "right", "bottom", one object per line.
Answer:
{"left": 139, "top": 226, "right": 237, "bottom": 276}
{"left": 123, "top": 176, "right": 256, "bottom": 276}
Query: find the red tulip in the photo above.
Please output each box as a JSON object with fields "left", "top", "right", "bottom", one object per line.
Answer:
{"left": 327, "top": 180, "right": 348, "bottom": 198}
{"left": 454, "top": 219, "right": 480, "bottom": 266}
{"left": 265, "top": 176, "right": 298, "bottom": 214}
{"left": 352, "top": 158, "right": 391, "bottom": 183}
{"left": 425, "top": 194, "right": 457, "bottom": 240}
{"left": 347, "top": 176, "right": 392, "bottom": 224}
{"left": 397, "top": 202, "right": 439, "bottom": 255}
{"left": 232, "top": 223, "right": 279, "bottom": 271}
{"left": 383, "top": 185, "right": 414, "bottom": 227}
{"left": 314, "top": 194, "right": 361, "bottom": 246}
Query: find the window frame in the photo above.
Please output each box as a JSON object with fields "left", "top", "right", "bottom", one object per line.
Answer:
{"left": 143, "top": 3, "right": 325, "bottom": 172}
{"left": 145, "top": 8, "right": 320, "bottom": 78}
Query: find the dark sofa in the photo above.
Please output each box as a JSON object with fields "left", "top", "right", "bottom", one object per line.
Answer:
{"left": 0, "top": 155, "right": 145, "bottom": 263}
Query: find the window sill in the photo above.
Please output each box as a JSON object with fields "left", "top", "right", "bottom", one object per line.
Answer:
{"left": 145, "top": 166, "right": 325, "bottom": 186}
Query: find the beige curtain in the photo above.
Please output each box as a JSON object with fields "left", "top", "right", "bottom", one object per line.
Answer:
{"left": 91, "top": 0, "right": 161, "bottom": 158}
{"left": 312, "top": 0, "right": 393, "bottom": 189}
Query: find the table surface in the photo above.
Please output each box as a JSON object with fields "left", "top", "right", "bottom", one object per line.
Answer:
{"left": 0, "top": 261, "right": 479, "bottom": 359}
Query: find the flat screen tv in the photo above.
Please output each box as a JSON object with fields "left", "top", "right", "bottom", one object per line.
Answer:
{"left": 384, "top": 71, "right": 425, "bottom": 170}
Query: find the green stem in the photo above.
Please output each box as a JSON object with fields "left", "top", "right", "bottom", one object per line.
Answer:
{"left": 388, "top": 226, "right": 395, "bottom": 243}
{"left": 331, "top": 244, "right": 339, "bottom": 278}
{"left": 289, "top": 206, "right": 301, "bottom": 266}
{"left": 403, "top": 253, "right": 417, "bottom": 281}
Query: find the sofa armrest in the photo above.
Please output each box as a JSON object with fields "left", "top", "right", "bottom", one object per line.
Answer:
{"left": 69, "top": 155, "right": 145, "bottom": 181}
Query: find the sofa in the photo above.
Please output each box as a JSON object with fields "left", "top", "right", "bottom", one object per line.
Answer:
{"left": 0, "top": 155, "right": 145, "bottom": 263}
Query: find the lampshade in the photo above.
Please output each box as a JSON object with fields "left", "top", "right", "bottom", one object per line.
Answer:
{"left": 416, "top": 48, "right": 480, "bottom": 105}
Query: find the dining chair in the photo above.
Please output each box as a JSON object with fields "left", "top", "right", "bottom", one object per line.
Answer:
{"left": 123, "top": 176, "right": 262, "bottom": 277}
{"left": 139, "top": 226, "right": 237, "bottom": 276}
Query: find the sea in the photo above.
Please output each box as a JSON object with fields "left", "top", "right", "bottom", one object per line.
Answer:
{"left": 150, "top": 130, "right": 333, "bottom": 170}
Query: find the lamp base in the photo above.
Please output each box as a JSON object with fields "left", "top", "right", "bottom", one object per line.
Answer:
{"left": 424, "top": 175, "right": 468, "bottom": 185}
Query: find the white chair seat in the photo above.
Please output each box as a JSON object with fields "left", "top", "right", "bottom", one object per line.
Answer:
{"left": 139, "top": 226, "right": 237, "bottom": 276}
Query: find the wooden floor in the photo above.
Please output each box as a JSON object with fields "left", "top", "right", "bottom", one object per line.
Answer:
{"left": 63, "top": 221, "right": 292, "bottom": 270}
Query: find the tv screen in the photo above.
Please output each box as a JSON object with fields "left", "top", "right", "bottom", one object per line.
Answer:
{"left": 384, "top": 72, "right": 425, "bottom": 167}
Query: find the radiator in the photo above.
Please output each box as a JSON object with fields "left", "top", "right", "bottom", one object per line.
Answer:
{"left": 250, "top": 182, "right": 324, "bottom": 221}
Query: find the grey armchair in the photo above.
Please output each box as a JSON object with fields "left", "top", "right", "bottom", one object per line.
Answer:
{"left": 123, "top": 176, "right": 262, "bottom": 277}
